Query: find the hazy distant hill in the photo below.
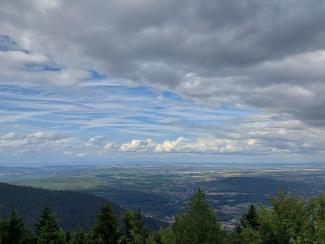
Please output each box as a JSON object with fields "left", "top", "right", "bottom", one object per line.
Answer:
{"left": 214, "top": 176, "right": 311, "bottom": 194}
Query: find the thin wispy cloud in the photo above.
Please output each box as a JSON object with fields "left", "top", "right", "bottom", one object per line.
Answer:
{"left": 0, "top": 1, "right": 325, "bottom": 164}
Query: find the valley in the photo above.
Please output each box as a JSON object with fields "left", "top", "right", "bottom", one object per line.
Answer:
{"left": 1, "top": 162, "right": 324, "bottom": 229}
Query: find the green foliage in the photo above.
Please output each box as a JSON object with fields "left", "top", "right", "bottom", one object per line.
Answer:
{"left": 36, "top": 207, "right": 65, "bottom": 244}
{"left": 257, "top": 193, "right": 307, "bottom": 243}
{"left": 234, "top": 227, "right": 261, "bottom": 244}
{"left": 232, "top": 205, "right": 261, "bottom": 244}
{"left": 69, "top": 228, "right": 89, "bottom": 244}
{"left": 234, "top": 192, "right": 325, "bottom": 244}
{"left": 93, "top": 203, "right": 119, "bottom": 244}
{"left": 0, "top": 210, "right": 33, "bottom": 244}
{"left": 146, "top": 231, "right": 162, "bottom": 244}
{"left": 240, "top": 205, "right": 259, "bottom": 230}
{"left": 120, "top": 210, "right": 146, "bottom": 244}
{"left": 173, "top": 188, "right": 226, "bottom": 244}
{"left": 0, "top": 188, "right": 324, "bottom": 244}
{"left": 159, "top": 226, "right": 177, "bottom": 244}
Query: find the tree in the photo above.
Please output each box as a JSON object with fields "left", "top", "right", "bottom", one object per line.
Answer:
{"left": 232, "top": 193, "right": 325, "bottom": 243}
{"left": 120, "top": 210, "right": 146, "bottom": 244}
{"left": 300, "top": 193, "right": 325, "bottom": 243}
{"left": 173, "top": 188, "right": 226, "bottom": 244}
{"left": 232, "top": 227, "right": 261, "bottom": 244}
{"left": 93, "top": 203, "right": 119, "bottom": 244}
{"left": 257, "top": 193, "right": 307, "bottom": 243}
{"left": 0, "top": 210, "right": 32, "bottom": 244}
{"left": 232, "top": 205, "right": 260, "bottom": 244}
{"left": 240, "top": 205, "right": 259, "bottom": 230}
{"left": 70, "top": 228, "right": 89, "bottom": 244}
{"left": 65, "top": 230, "right": 71, "bottom": 243}
{"left": 36, "top": 207, "right": 64, "bottom": 244}
{"left": 159, "top": 226, "right": 177, "bottom": 244}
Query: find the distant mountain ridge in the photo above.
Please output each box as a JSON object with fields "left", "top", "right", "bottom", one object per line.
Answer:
{"left": 214, "top": 176, "right": 311, "bottom": 194}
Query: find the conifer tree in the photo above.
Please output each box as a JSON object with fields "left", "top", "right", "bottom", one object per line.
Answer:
{"left": 0, "top": 210, "right": 32, "bottom": 244}
{"left": 70, "top": 228, "right": 89, "bottom": 244}
{"left": 0, "top": 219, "right": 5, "bottom": 242}
{"left": 93, "top": 203, "right": 119, "bottom": 244}
{"left": 232, "top": 205, "right": 261, "bottom": 244}
{"left": 159, "top": 226, "right": 177, "bottom": 244}
{"left": 173, "top": 188, "right": 226, "bottom": 244}
{"left": 240, "top": 205, "right": 259, "bottom": 230}
{"left": 36, "top": 207, "right": 62, "bottom": 244}
{"left": 120, "top": 210, "right": 146, "bottom": 244}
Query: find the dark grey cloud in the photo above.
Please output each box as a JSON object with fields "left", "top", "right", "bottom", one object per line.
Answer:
{"left": 0, "top": 35, "right": 20, "bottom": 51}
{"left": 1, "top": 0, "right": 325, "bottom": 126}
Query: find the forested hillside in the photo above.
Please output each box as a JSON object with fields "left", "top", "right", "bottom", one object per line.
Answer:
{"left": 0, "top": 183, "right": 120, "bottom": 230}
{"left": 0, "top": 184, "right": 324, "bottom": 243}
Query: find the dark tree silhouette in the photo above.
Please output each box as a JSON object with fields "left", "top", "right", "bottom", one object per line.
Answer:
{"left": 173, "top": 188, "right": 226, "bottom": 244}
{"left": 93, "top": 203, "right": 119, "bottom": 244}
{"left": 36, "top": 207, "right": 63, "bottom": 244}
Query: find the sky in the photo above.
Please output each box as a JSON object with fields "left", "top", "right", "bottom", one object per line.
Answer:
{"left": 1, "top": 0, "right": 325, "bottom": 165}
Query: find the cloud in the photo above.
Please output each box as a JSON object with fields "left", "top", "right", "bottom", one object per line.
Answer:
{"left": 1, "top": 1, "right": 325, "bottom": 163}
{"left": 153, "top": 137, "right": 239, "bottom": 154}
{"left": 92, "top": 136, "right": 244, "bottom": 154}
{"left": 0, "top": 35, "right": 90, "bottom": 86}
{"left": 155, "top": 137, "right": 186, "bottom": 153}
{"left": 0, "top": 50, "right": 48, "bottom": 63}
{"left": 0, "top": 35, "right": 19, "bottom": 51}
{"left": 2, "top": 118, "right": 325, "bottom": 161}
{"left": 120, "top": 139, "right": 156, "bottom": 152}
{"left": 0, "top": 131, "right": 72, "bottom": 153}
{"left": 1, "top": 1, "right": 325, "bottom": 127}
